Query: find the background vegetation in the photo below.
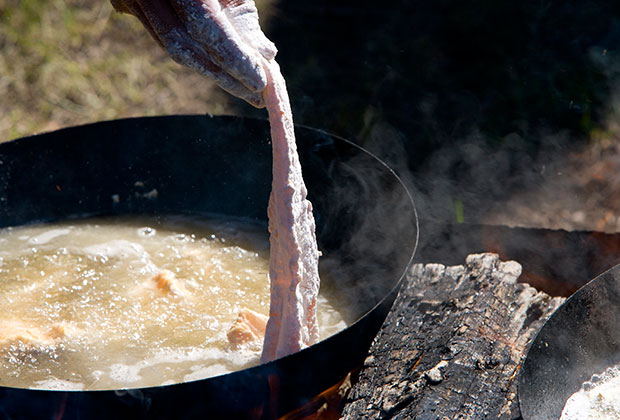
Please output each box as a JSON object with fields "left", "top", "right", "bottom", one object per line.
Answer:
{"left": 0, "top": 0, "right": 249, "bottom": 140}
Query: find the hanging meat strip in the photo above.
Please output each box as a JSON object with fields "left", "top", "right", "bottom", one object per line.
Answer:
{"left": 260, "top": 60, "right": 321, "bottom": 363}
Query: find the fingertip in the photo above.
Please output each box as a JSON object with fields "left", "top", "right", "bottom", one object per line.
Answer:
{"left": 258, "top": 40, "right": 277, "bottom": 61}
{"left": 239, "top": 27, "right": 277, "bottom": 61}
{"left": 245, "top": 93, "right": 265, "bottom": 108}
{"left": 247, "top": 62, "right": 268, "bottom": 93}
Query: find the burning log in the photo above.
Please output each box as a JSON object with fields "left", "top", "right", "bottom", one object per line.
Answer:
{"left": 340, "top": 253, "right": 564, "bottom": 420}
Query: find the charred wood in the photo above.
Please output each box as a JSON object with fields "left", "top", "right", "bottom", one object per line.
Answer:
{"left": 340, "top": 253, "right": 564, "bottom": 420}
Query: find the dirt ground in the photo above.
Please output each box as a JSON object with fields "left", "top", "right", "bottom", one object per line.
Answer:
{"left": 486, "top": 133, "right": 620, "bottom": 233}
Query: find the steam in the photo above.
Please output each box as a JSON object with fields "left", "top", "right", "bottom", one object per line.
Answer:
{"left": 311, "top": 125, "right": 418, "bottom": 320}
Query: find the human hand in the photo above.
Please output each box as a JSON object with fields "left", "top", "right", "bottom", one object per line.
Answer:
{"left": 111, "top": 0, "right": 277, "bottom": 108}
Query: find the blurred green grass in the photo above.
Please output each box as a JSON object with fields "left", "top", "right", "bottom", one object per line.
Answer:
{"left": 0, "top": 0, "right": 254, "bottom": 141}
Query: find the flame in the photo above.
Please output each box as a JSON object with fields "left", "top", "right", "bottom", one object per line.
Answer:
{"left": 278, "top": 372, "right": 353, "bottom": 420}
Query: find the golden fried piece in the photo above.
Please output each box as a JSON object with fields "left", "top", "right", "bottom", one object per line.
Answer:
{"left": 227, "top": 309, "right": 268, "bottom": 349}
{"left": 150, "top": 269, "right": 188, "bottom": 297}
{"left": 0, "top": 320, "right": 55, "bottom": 348}
{"left": 0, "top": 320, "right": 85, "bottom": 366}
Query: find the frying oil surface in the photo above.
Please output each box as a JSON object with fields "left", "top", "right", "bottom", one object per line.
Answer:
{"left": 0, "top": 216, "right": 347, "bottom": 390}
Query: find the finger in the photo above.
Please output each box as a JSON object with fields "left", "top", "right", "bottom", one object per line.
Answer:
{"left": 115, "top": 0, "right": 265, "bottom": 106}
{"left": 134, "top": 0, "right": 264, "bottom": 107}
{"left": 165, "top": 29, "right": 265, "bottom": 107}
{"left": 136, "top": 0, "right": 265, "bottom": 106}
{"left": 134, "top": 0, "right": 182, "bottom": 46}
{"left": 171, "top": 0, "right": 268, "bottom": 93}
{"left": 110, "top": 0, "right": 168, "bottom": 49}
{"left": 221, "top": 0, "right": 277, "bottom": 61}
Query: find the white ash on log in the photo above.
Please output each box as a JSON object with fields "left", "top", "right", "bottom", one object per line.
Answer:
{"left": 340, "top": 253, "right": 564, "bottom": 420}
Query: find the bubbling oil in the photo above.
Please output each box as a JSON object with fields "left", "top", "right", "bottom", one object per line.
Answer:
{"left": 0, "top": 215, "right": 348, "bottom": 390}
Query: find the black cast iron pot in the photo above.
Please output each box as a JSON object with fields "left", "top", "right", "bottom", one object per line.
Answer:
{"left": 0, "top": 115, "right": 418, "bottom": 420}
{"left": 519, "top": 264, "right": 620, "bottom": 419}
